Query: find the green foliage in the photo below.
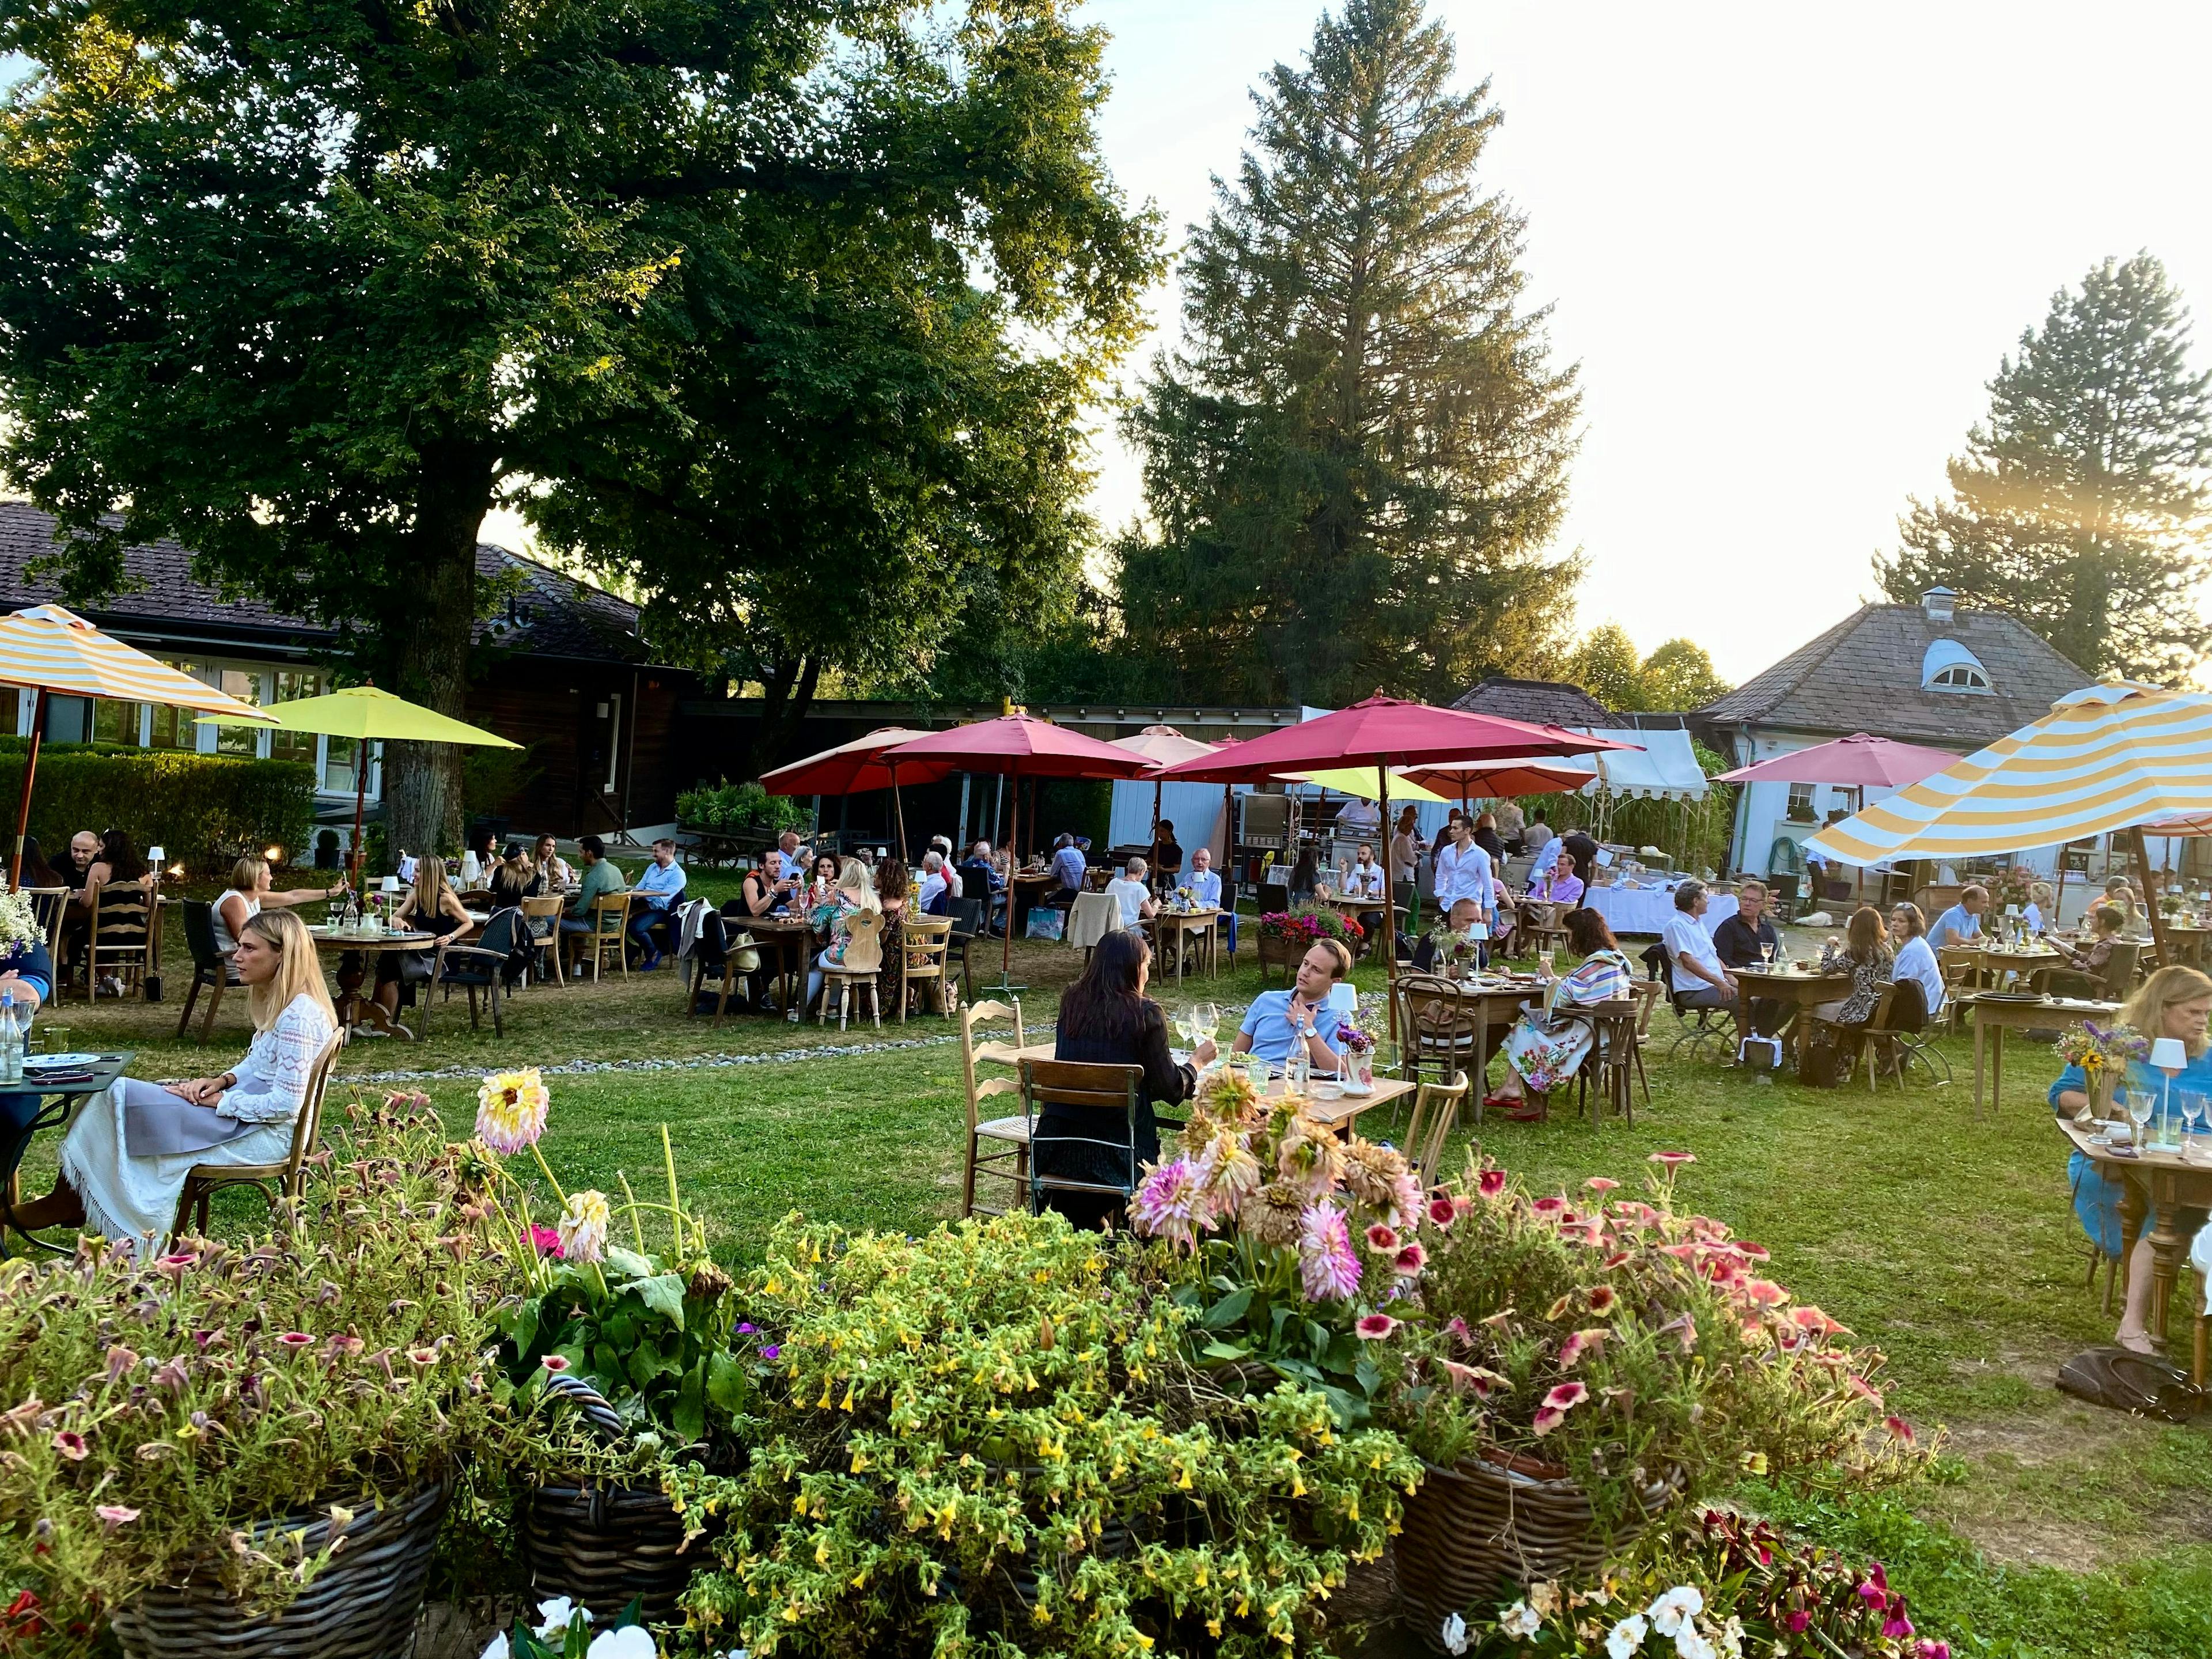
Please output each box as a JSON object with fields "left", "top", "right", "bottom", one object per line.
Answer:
{"left": 0, "top": 1103, "right": 507, "bottom": 1628}
{"left": 1117, "top": 0, "right": 1580, "bottom": 706}
{"left": 0, "top": 742, "right": 312, "bottom": 868}
{"left": 1638, "top": 641, "right": 1730, "bottom": 712}
{"left": 461, "top": 742, "right": 545, "bottom": 829}
{"left": 1876, "top": 253, "right": 2212, "bottom": 681}
{"left": 677, "top": 1211, "right": 1422, "bottom": 1658}
{"left": 1558, "top": 628, "right": 1729, "bottom": 714}
{"left": 676, "top": 781, "right": 811, "bottom": 838}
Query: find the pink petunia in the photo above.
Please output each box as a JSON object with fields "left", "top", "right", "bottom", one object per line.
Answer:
{"left": 1476, "top": 1168, "right": 1507, "bottom": 1197}
{"left": 1541, "top": 1381, "right": 1589, "bottom": 1411}
{"left": 529, "top": 1225, "right": 565, "bottom": 1258}
{"left": 1585, "top": 1285, "right": 1619, "bottom": 1315}
{"left": 1735, "top": 1240, "right": 1771, "bottom": 1260}
{"left": 276, "top": 1332, "right": 315, "bottom": 1350}
{"left": 1365, "top": 1223, "right": 1402, "bottom": 1253}
{"left": 1444, "top": 1315, "right": 1474, "bottom": 1347}
{"left": 96, "top": 1506, "right": 139, "bottom": 1531}
{"left": 1530, "top": 1195, "right": 1570, "bottom": 1219}
{"left": 1557, "top": 1328, "right": 1609, "bottom": 1368}
{"left": 1355, "top": 1313, "right": 1400, "bottom": 1340}
{"left": 1426, "top": 1196, "right": 1458, "bottom": 1229}
{"left": 1392, "top": 1243, "right": 1426, "bottom": 1276}
{"left": 541, "top": 1354, "right": 571, "bottom": 1373}
{"left": 1648, "top": 1151, "right": 1696, "bottom": 1168}
{"left": 1790, "top": 1306, "right": 1848, "bottom": 1336}
{"left": 1601, "top": 1250, "right": 1633, "bottom": 1270}
{"left": 1531, "top": 1405, "right": 1566, "bottom": 1435}
{"left": 1584, "top": 1176, "right": 1619, "bottom": 1194}
{"left": 1881, "top": 1604, "right": 1915, "bottom": 1640}
{"left": 1915, "top": 1643, "right": 1951, "bottom": 1659}
{"left": 50, "top": 1430, "right": 88, "bottom": 1461}
{"left": 1886, "top": 1415, "right": 1916, "bottom": 1444}
{"left": 1741, "top": 1279, "right": 1790, "bottom": 1308}
{"left": 1849, "top": 1374, "right": 1885, "bottom": 1406}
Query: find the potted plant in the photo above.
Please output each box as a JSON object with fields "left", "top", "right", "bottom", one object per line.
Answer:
{"left": 1373, "top": 1154, "right": 1924, "bottom": 1652}
{"left": 676, "top": 1211, "right": 1422, "bottom": 1658}
{"left": 1256, "top": 907, "right": 1361, "bottom": 983}
{"left": 465, "top": 1071, "right": 755, "bottom": 1629}
{"left": 0, "top": 1100, "right": 506, "bottom": 1658}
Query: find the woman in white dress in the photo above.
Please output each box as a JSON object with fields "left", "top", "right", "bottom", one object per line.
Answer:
{"left": 10, "top": 909, "right": 337, "bottom": 1247}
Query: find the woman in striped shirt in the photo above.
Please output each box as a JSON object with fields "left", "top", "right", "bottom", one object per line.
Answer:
{"left": 1493, "top": 909, "right": 1635, "bottom": 1116}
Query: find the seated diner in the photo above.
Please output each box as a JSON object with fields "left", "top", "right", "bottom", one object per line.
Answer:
{"left": 214, "top": 855, "right": 347, "bottom": 960}
{"left": 1490, "top": 908, "right": 1635, "bottom": 1118}
{"left": 1233, "top": 938, "right": 1354, "bottom": 1071}
{"left": 1925, "top": 885, "right": 1987, "bottom": 952}
{"left": 1888, "top": 902, "right": 1944, "bottom": 1024}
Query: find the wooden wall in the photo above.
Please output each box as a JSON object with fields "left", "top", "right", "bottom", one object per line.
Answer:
{"left": 466, "top": 662, "right": 696, "bottom": 836}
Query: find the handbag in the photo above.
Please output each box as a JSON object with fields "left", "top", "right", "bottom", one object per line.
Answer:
{"left": 2056, "top": 1347, "right": 2204, "bottom": 1423}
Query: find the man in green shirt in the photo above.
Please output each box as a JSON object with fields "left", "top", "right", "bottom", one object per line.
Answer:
{"left": 559, "top": 835, "right": 625, "bottom": 973}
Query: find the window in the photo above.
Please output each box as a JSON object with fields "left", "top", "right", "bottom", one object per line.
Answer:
{"left": 90, "top": 699, "right": 141, "bottom": 745}
{"left": 1929, "top": 664, "right": 1990, "bottom": 691}
{"left": 324, "top": 736, "right": 360, "bottom": 795}
{"left": 213, "top": 668, "right": 264, "bottom": 756}
{"left": 1786, "top": 782, "right": 1817, "bottom": 822}
{"left": 1922, "top": 639, "right": 1993, "bottom": 694}
{"left": 603, "top": 692, "right": 622, "bottom": 794}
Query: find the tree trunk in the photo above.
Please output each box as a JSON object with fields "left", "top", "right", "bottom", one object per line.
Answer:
{"left": 749, "top": 654, "right": 821, "bottom": 774}
{"left": 384, "top": 445, "right": 496, "bottom": 862}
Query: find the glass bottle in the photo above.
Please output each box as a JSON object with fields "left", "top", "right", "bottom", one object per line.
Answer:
{"left": 0, "top": 994, "right": 19, "bottom": 1086}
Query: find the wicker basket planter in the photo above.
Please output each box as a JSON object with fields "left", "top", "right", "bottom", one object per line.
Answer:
{"left": 1396, "top": 1459, "right": 1671, "bottom": 1652}
{"left": 1255, "top": 931, "right": 1296, "bottom": 986}
{"left": 109, "top": 1483, "right": 448, "bottom": 1659}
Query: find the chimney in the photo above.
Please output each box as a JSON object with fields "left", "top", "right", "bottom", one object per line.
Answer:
{"left": 1921, "top": 586, "right": 1957, "bottom": 623}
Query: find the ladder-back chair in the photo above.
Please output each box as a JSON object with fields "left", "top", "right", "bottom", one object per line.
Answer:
{"left": 175, "top": 1028, "right": 346, "bottom": 1239}
{"left": 959, "top": 998, "right": 1029, "bottom": 1217}
{"left": 820, "top": 910, "right": 885, "bottom": 1031}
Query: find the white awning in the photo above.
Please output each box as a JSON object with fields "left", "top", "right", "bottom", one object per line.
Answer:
{"left": 1571, "top": 727, "right": 1709, "bottom": 802}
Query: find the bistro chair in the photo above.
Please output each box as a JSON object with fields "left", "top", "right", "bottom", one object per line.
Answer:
{"left": 520, "top": 894, "right": 566, "bottom": 987}
{"left": 175, "top": 900, "right": 241, "bottom": 1043}
{"left": 959, "top": 998, "right": 1030, "bottom": 1218}
{"left": 819, "top": 910, "right": 885, "bottom": 1031}
{"left": 685, "top": 910, "right": 761, "bottom": 1028}
{"left": 1399, "top": 1071, "right": 1470, "bottom": 1186}
{"left": 82, "top": 881, "right": 153, "bottom": 1002}
{"left": 433, "top": 909, "right": 525, "bottom": 1037}
{"left": 1394, "top": 973, "right": 1481, "bottom": 1119}
{"left": 583, "top": 889, "right": 630, "bottom": 982}
{"left": 1520, "top": 899, "right": 1570, "bottom": 961}
{"left": 1863, "top": 979, "right": 1948, "bottom": 1088}
{"left": 1020, "top": 1058, "right": 1145, "bottom": 1226}
{"left": 1655, "top": 944, "right": 1729, "bottom": 1060}
{"left": 174, "top": 1028, "right": 346, "bottom": 1240}
{"left": 897, "top": 915, "right": 955, "bottom": 1021}
{"left": 1569, "top": 999, "right": 1643, "bottom": 1126}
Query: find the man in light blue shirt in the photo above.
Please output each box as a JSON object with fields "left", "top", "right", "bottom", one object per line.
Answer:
{"left": 1233, "top": 937, "right": 1354, "bottom": 1071}
{"left": 1049, "top": 834, "right": 1087, "bottom": 906}
{"left": 1530, "top": 834, "right": 1563, "bottom": 881}
{"left": 1188, "top": 845, "right": 1237, "bottom": 959}
{"left": 627, "top": 839, "right": 688, "bottom": 969}
{"left": 1925, "top": 885, "right": 1987, "bottom": 953}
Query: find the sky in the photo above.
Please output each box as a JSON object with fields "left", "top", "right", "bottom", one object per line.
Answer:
{"left": 1078, "top": 0, "right": 2212, "bottom": 684}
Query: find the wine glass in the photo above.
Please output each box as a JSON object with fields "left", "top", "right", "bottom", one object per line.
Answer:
{"left": 1194, "top": 1003, "right": 1220, "bottom": 1046}
{"left": 1760, "top": 941, "right": 1777, "bottom": 967}
{"left": 2181, "top": 1089, "right": 2207, "bottom": 1151}
{"left": 2127, "top": 1086, "right": 2156, "bottom": 1146}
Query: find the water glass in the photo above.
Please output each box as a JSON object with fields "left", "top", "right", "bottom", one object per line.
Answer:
{"left": 1537, "top": 949, "right": 1556, "bottom": 979}
{"left": 2126, "top": 1087, "right": 2156, "bottom": 1146}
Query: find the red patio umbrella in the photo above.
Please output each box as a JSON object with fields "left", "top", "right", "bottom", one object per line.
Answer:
{"left": 1156, "top": 695, "right": 1638, "bottom": 1026}
{"left": 1713, "top": 732, "right": 1961, "bottom": 789}
{"left": 1396, "top": 755, "right": 1601, "bottom": 809}
{"left": 1109, "top": 725, "right": 1220, "bottom": 873}
{"left": 885, "top": 715, "right": 1153, "bottom": 993}
{"left": 758, "top": 728, "right": 959, "bottom": 861}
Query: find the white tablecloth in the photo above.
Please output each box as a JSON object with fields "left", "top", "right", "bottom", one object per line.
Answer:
{"left": 1582, "top": 886, "right": 1737, "bottom": 938}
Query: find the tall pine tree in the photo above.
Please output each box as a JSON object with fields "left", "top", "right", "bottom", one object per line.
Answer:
{"left": 1877, "top": 255, "right": 2212, "bottom": 681}
{"left": 1116, "top": 0, "right": 1578, "bottom": 707}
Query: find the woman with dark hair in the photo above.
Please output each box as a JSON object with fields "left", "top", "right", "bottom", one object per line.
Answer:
{"left": 84, "top": 829, "right": 148, "bottom": 889}
{"left": 1493, "top": 907, "right": 1635, "bottom": 1117}
{"left": 1041, "top": 930, "right": 1218, "bottom": 1229}
{"left": 1815, "top": 906, "right": 1892, "bottom": 1029}
{"left": 12, "top": 835, "right": 62, "bottom": 892}
{"left": 873, "top": 856, "right": 910, "bottom": 1012}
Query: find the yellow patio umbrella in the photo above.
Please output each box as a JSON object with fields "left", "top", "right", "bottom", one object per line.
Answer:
{"left": 1277, "top": 766, "right": 1450, "bottom": 804}
{"left": 0, "top": 604, "right": 276, "bottom": 885}
{"left": 1806, "top": 680, "right": 2212, "bottom": 964}
{"left": 203, "top": 685, "right": 520, "bottom": 887}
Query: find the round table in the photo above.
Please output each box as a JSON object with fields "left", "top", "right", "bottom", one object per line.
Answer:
{"left": 1731, "top": 965, "right": 1853, "bottom": 1071}
{"left": 307, "top": 928, "right": 442, "bottom": 1040}
{"left": 2056, "top": 1117, "right": 2212, "bottom": 1362}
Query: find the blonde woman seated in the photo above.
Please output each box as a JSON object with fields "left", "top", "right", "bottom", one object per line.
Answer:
{"left": 801, "top": 858, "right": 882, "bottom": 1017}
{"left": 1490, "top": 909, "right": 1635, "bottom": 1118}
{"left": 1814, "top": 907, "right": 1893, "bottom": 1030}
{"left": 10, "top": 910, "right": 336, "bottom": 1245}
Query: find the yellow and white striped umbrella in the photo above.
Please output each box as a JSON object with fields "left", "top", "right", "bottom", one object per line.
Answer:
{"left": 1806, "top": 681, "right": 2212, "bottom": 866}
{"left": 0, "top": 603, "right": 274, "bottom": 721}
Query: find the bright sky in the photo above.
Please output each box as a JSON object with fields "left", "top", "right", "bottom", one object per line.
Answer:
{"left": 1082, "top": 0, "right": 2212, "bottom": 684}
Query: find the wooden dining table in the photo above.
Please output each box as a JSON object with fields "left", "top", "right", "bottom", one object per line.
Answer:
{"left": 1151, "top": 907, "right": 1222, "bottom": 983}
{"left": 2056, "top": 1118, "right": 2212, "bottom": 1359}
{"left": 1963, "top": 991, "right": 2120, "bottom": 1119}
{"left": 999, "top": 1040, "right": 1414, "bottom": 1135}
{"left": 741, "top": 914, "right": 818, "bottom": 1016}
{"left": 1730, "top": 965, "right": 1851, "bottom": 1069}
{"left": 305, "top": 926, "right": 443, "bottom": 1040}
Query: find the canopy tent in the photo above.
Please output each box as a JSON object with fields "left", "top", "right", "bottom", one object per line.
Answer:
{"left": 1569, "top": 727, "right": 1706, "bottom": 801}
{"left": 209, "top": 685, "right": 520, "bottom": 888}
{"left": 885, "top": 715, "right": 1153, "bottom": 993}
{"left": 1806, "top": 681, "right": 2212, "bottom": 963}
{"left": 1714, "top": 732, "right": 1961, "bottom": 790}
{"left": 1157, "top": 695, "right": 1635, "bottom": 1025}
{"left": 2, "top": 604, "right": 275, "bottom": 885}
{"left": 758, "top": 728, "right": 959, "bottom": 859}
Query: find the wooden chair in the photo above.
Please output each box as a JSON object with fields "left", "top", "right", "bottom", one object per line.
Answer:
{"left": 820, "top": 910, "right": 885, "bottom": 1031}
{"left": 21, "top": 888, "right": 67, "bottom": 972}
{"left": 1400, "top": 1071, "right": 1470, "bottom": 1186}
{"left": 521, "top": 894, "right": 565, "bottom": 987}
{"left": 1863, "top": 978, "right": 1948, "bottom": 1087}
{"left": 583, "top": 889, "right": 630, "bottom": 982}
{"left": 1394, "top": 973, "right": 1483, "bottom": 1127}
{"left": 959, "top": 998, "right": 1030, "bottom": 1217}
{"left": 1570, "top": 999, "right": 1643, "bottom": 1125}
{"left": 1521, "top": 899, "right": 1570, "bottom": 961}
{"left": 897, "top": 915, "right": 955, "bottom": 1021}
{"left": 175, "top": 900, "right": 240, "bottom": 1043}
{"left": 1806, "top": 983, "right": 1907, "bottom": 1092}
{"left": 947, "top": 895, "right": 991, "bottom": 1007}
{"left": 82, "top": 881, "right": 153, "bottom": 1001}
{"left": 1020, "top": 1058, "right": 1146, "bottom": 1223}
{"left": 1623, "top": 979, "right": 1662, "bottom": 1107}
{"left": 175, "top": 1028, "right": 346, "bottom": 1238}
{"left": 686, "top": 912, "right": 761, "bottom": 1028}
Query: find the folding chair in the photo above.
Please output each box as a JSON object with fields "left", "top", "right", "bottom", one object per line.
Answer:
{"left": 1656, "top": 942, "right": 1730, "bottom": 1060}
{"left": 959, "top": 998, "right": 1029, "bottom": 1217}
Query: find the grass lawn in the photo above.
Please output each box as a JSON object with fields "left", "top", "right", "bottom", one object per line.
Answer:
{"left": 18, "top": 891, "right": 2212, "bottom": 1657}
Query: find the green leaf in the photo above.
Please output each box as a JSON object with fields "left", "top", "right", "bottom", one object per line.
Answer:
{"left": 635, "top": 1273, "right": 689, "bottom": 1330}
{"left": 674, "top": 1359, "right": 706, "bottom": 1442}
{"left": 605, "top": 1246, "right": 656, "bottom": 1283}
{"left": 503, "top": 1298, "right": 540, "bottom": 1356}
{"left": 706, "top": 1350, "right": 747, "bottom": 1413}
{"left": 1200, "top": 1287, "right": 1253, "bottom": 1330}
{"left": 1200, "top": 1340, "right": 1252, "bottom": 1362}
{"left": 603, "top": 1310, "right": 637, "bottom": 1350}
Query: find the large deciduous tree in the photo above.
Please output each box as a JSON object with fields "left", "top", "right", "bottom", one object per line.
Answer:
{"left": 1876, "top": 255, "right": 2212, "bottom": 682}
{"left": 1116, "top": 0, "right": 1580, "bottom": 707}
{"left": 0, "top": 0, "right": 1152, "bottom": 843}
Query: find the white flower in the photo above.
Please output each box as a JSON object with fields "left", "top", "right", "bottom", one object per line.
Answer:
{"left": 478, "top": 1637, "right": 509, "bottom": 1659}
{"left": 1606, "top": 1614, "right": 1649, "bottom": 1658}
{"left": 1645, "top": 1586, "right": 1705, "bottom": 1637}
{"left": 1719, "top": 1615, "right": 1745, "bottom": 1658}
{"left": 556, "top": 1190, "right": 612, "bottom": 1264}
{"left": 1440, "top": 1611, "right": 1470, "bottom": 1655}
{"left": 1528, "top": 1581, "right": 1562, "bottom": 1618}
{"left": 1500, "top": 1600, "right": 1542, "bottom": 1639}
{"left": 1675, "top": 1627, "right": 1717, "bottom": 1659}
{"left": 534, "top": 1597, "right": 590, "bottom": 1638}
{"left": 585, "top": 1630, "right": 656, "bottom": 1659}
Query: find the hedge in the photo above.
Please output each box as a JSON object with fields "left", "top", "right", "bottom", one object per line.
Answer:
{"left": 0, "top": 740, "right": 316, "bottom": 870}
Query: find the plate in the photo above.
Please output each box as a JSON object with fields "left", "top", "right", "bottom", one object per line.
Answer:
{"left": 27, "top": 1052, "right": 103, "bottom": 1068}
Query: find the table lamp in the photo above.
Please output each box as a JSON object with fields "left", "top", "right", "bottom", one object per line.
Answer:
{"left": 2151, "top": 1036, "right": 2188, "bottom": 1148}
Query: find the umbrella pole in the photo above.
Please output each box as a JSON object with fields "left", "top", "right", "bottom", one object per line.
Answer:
{"left": 1152, "top": 779, "right": 1162, "bottom": 876}
{"left": 889, "top": 761, "right": 908, "bottom": 864}
{"left": 1380, "top": 763, "right": 1397, "bottom": 1043}
{"left": 351, "top": 749, "right": 369, "bottom": 893}
{"left": 2131, "top": 825, "right": 2172, "bottom": 967}
{"left": 7, "top": 690, "right": 43, "bottom": 889}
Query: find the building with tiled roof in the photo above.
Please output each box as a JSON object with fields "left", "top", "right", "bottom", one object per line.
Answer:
{"left": 1450, "top": 675, "right": 1615, "bottom": 726}
{"left": 0, "top": 500, "right": 695, "bottom": 837}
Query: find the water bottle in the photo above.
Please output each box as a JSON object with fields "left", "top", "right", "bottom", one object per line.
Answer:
{"left": 0, "top": 994, "right": 19, "bottom": 1086}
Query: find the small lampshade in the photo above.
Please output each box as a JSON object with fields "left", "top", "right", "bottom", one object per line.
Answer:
{"left": 146, "top": 844, "right": 165, "bottom": 864}
{"left": 381, "top": 876, "right": 400, "bottom": 893}
{"left": 2150, "top": 1036, "right": 2188, "bottom": 1073}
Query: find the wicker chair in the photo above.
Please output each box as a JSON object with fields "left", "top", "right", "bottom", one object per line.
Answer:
{"left": 959, "top": 998, "right": 1031, "bottom": 1217}
{"left": 175, "top": 1028, "right": 346, "bottom": 1237}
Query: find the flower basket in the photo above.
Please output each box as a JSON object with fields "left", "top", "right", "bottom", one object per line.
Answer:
{"left": 109, "top": 1483, "right": 448, "bottom": 1659}
{"left": 1255, "top": 929, "right": 1296, "bottom": 984}
{"left": 1396, "top": 1457, "right": 1675, "bottom": 1651}
{"left": 521, "top": 1374, "right": 715, "bottom": 1627}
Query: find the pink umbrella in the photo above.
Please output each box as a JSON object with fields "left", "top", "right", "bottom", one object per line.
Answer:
{"left": 886, "top": 715, "right": 1153, "bottom": 991}
{"left": 1109, "top": 725, "right": 1221, "bottom": 871}
{"left": 1713, "top": 733, "right": 1960, "bottom": 789}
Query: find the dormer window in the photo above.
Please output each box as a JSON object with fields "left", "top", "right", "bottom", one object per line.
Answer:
{"left": 1922, "top": 639, "right": 1991, "bottom": 694}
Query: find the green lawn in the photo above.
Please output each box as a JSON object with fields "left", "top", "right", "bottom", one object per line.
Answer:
{"left": 20, "top": 899, "right": 2212, "bottom": 1657}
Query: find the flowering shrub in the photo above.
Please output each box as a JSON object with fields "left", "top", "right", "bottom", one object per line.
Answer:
{"left": 0, "top": 1100, "right": 507, "bottom": 1632}
{"left": 1130, "top": 1067, "right": 1425, "bottom": 1426}
{"left": 1433, "top": 1510, "right": 1950, "bottom": 1657}
{"left": 676, "top": 1211, "right": 1422, "bottom": 1658}
{"left": 1374, "top": 1155, "right": 1926, "bottom": 1532}
{"left": 1257, "top": 907, "right": 1362, "bottom": 946}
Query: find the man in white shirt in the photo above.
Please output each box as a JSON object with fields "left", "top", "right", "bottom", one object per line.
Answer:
{"left": 1431, "top": 818, "right": 1493, "bottom": 928}
{"left": 916, "top": 850, "right": 952, "bottom": 914}
{"left": 1106, "top": 857, "right": 1156, "bottom": 928}
{"left": 1889, "top": 901, "right": 1945, "bottom": 1022}
{"left": 1187, "top": 846, "right": 1237, "bottom": 959}
{"left": 1662, "top": 879, "right": 1745, "bottom": 1043}
{"left": 1343, "top": 842, "right": 1388, "bottom": 949}
{"left": 1925, "top": 886, "right": 1987, "bottom": 953}
{"left": 1334, "top": 796, "right": 1381, "bottom": 838}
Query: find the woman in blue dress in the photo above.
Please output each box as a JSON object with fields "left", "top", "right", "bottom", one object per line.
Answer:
{"left": 2049, "top": 965, "right": 2212, "bottom": 1353}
